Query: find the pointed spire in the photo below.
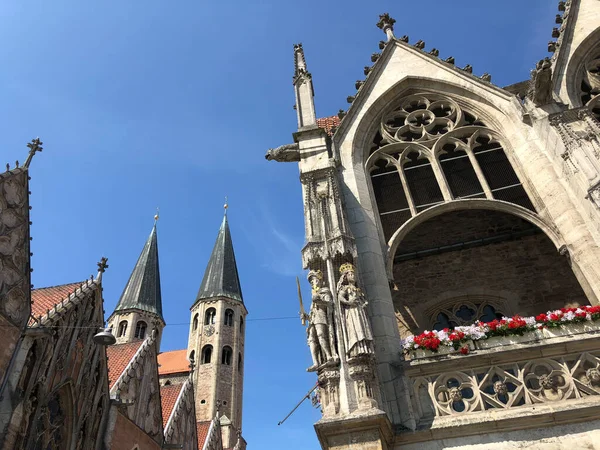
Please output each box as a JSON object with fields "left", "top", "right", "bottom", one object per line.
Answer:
{"left": 113, "top": 221, "right": 164, "bottom": 319}
{"left": 293, "top": 43, "right": 317, "bottom": 130}
{"left": 195, "top": 211, "right": 243, "bottom": 303}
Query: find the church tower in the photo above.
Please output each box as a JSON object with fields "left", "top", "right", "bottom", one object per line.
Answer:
{"left": 188, "top": 209, "right": 247, "bottom": 449}
{"left": 107, "top": 218, "right": 165, "bottom": 349}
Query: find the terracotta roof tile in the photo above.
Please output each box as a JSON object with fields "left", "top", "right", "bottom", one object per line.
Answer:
{"left": 160, "top": 384, "right": 184, "bottom": 428}
{"left": 197, "top": 421, "right": 212, "bottom": 450}
{"left": 316, "top": 115, "right": 340, "bottom": 136}
{"left": 106, "top": 341, "right": 143, "bottom": 389}
{"left": 158, "top": 349, "right": 190, "bottom": 376}
{"left": 31, "top": 282, "right": 83, "bottom": 321}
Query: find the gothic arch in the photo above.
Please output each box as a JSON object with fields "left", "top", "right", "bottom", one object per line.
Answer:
{"left": 347, "top": 77, "right": 513, "bottom": 168}
{"left": 385, "top": 199, "right": 563, "bottom": 279}
{"left": 562, "top": 25, "right": 600, "bottom": 109}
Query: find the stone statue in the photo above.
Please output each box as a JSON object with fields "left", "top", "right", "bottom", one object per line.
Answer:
{"left": 264, "top": 143, "right": 300, "bottom": 162}
{"left": 303, "top": 270, "right": 337, "bottom": 371}
{"left": 529, "top": 58, "right": 553, "bottom": 106}
{"left": 337, "top": 263, "right": 374, "bottom": 359}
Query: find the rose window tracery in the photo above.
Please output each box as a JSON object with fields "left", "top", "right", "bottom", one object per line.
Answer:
{"left": 523, "top": 359, "right": 573, "bottom": 402}
{"left": 433, "top": 373, "right": 478, "bottom": 414}
{"left": 581, "top": 55, "right": 600, "bottom": 121}
{"left": 366, "top": 93, "right": 535, "bottom": 241}
{"left": 429, "top": 300, "right": 507, "bottom": 331}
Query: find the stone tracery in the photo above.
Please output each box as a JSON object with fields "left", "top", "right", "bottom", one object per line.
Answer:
{"left": 366, "top": 93, "right": 535, "bottom": 241}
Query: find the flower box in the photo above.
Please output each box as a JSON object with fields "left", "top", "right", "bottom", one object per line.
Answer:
{"left": 542, "top": 322, "right": 600, "bottom": 338}
{"left": 411, "top": 340, "right": 474, "bottom": 359}
{"left": 475, "top": 330, "right": 543, "bottom": 350}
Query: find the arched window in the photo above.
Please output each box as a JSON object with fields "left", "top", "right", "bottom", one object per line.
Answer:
{"left": 430, "top": 299, "right": 507, "bottom": 331}
{"left": 134, "top": 321, "right": 147, "bottom": 339}
{"left": 201, "top": 345, "right": 213, "bottom": 364}
{"left": 238, "top": 353, "right": 242, "bottom": 373}
{"left": 240, "top": 317, "right": 244, "bottom": 333}
{"left": 189, "top": 350, "right": 195, "bottom": 364}
{"left": 205, "top": 308, "right": 216, "bottom": 325}
{"left": 193, "top": 314, "right": 199, "bottom": 331}
{"left": 224, "top": 309, "right": 234, "bottom": 326}
{"left": 222, "top": 346, "right": 232, "bottom": 365}
{"left": 118, "top": 321, "right": 128, "bottom": 337}
{"left": 368, "top": 93, "right": 536, "bottom": 244}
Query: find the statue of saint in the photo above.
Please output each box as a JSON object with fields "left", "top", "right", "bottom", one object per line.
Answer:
{"left": 337, "top": 263, "right": 374, "bottom": 359}
{"left": 302, "top": 270, "right": 337, "bottom": 371}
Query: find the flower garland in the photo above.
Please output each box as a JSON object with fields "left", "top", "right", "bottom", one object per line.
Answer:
{"left": 402, "top": 305, "right": 600, "bottom": 354}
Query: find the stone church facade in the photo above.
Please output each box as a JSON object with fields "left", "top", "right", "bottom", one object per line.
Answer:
{"left": 267, "top": 1, "right": 600, "bottom": 448}
{"left": 0, "top": 142, "right": 247, "bottom": 449}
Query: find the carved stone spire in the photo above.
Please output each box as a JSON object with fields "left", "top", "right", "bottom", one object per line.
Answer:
{"left": 293, "top": 43, "right": 317, "bottom": 129}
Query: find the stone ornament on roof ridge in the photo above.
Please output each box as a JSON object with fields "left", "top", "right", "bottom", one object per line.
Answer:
{"left": 376, "top": 13, "right": 396, "bottom": 41}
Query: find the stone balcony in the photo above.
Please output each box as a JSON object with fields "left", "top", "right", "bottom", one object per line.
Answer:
{"left": 397, "top": 324, "right": 600, "bottom": 446}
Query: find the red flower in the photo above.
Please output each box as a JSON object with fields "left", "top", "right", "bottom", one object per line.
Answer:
{"left": 460, "top": 346, "right": 470, "bottom": 355}
{"left": 536, "top": 313, "right": 547, "bottom": 322}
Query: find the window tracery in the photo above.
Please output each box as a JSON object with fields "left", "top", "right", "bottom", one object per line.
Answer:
{"left": 366, "top": 93, "right": 535, "bottom": 241}
{"left": 201, "top": 345, "right": 213, "bottom": 364}
{"left": 581, "top": 54, "right": 600, "bottom": 121}
{"left": 205, "top": 308, "right": 216, "bottom": 325}
{"left": 429, "top": 299, "right": 507, "bottom": 331}
{"left": 222, "top": 346, "right": 233, "bottom": 365}
{"left": 193, "top": 313, "right": 199, "bottom": 331}
{"left": 134, "top": 321, "right": 147, "bottom": 339}
{"left": 224, "top": 309, "right": 234, "bottom": 327}
{"left": 118, "top": 320, "right": 128, "bottom": 337}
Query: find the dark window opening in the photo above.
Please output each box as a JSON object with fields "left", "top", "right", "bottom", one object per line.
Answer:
{"left": 201, "top": 345, "right": 213, "bottom": 364}
{"left": 404, "top": 152, "right": 444, "bottom": 210}
{"left": 205, "top": 308, "right": 216, "bottom": 325}
{"left": 222, "top": 346, "right": 233, "bottom": 365}
{"left": 118, "top": 321, "right": 128, "bottom": 337}
{"left": 439, "top": 145, "right": 484, "bottom": 198}
{"left": 134, "top": 321, "right": 147, "bottom": 339}
{"left": 225, "top": 309, "right": 234, "bottom": 327}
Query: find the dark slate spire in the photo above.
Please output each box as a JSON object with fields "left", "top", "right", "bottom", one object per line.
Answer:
{"left": 196, "top": 213, "right": 243, "bottom": 303}
{"left": 114, "top": 222, "right": 164, "bottom": 319}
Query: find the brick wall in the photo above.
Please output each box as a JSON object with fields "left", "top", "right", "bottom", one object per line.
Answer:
{"left": 393, "top": 210, "right": 588, "bottom": 337}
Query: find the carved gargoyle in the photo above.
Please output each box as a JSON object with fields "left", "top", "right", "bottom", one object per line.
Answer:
{"left": 264, "top": 143, "right": 300, "bottom": 162}
{"left": 529, "top": 58, "right": 553, "bottom": 106}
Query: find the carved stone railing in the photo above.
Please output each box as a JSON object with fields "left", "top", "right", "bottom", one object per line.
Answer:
{"left": 403, "top": 329, "right": 600, "bottom": 422}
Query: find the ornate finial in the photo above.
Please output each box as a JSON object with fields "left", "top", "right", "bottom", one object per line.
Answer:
{"left": 154, "top": 207, "right": 159, "bottom": 222}
{"left": 293, "top": 43, "right": 310, "bottom": 80}
{"left": 414, "top": 40, "right": 425, "bottom": 50}
{"left": 24, "top": 138, "right": 43, "bottom": 169}
{"left": 224, "top": 196, "right": 229, "bottom": 215}
{"left": 376, "top": 13, "right": 396, "bottom": 41}
{"left": 97, "top": 257, "right": 109, "bottom": 273}
{"left": 339, "top": 262, "right": 355, "bottom": 274}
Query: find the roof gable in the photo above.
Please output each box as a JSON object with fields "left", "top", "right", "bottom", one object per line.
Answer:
{"left": 160, "top": 383, "right": 184, "bottom": 428}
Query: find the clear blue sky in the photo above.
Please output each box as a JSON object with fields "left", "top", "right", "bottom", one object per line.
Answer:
{"left": 0, "top": 1, "right": 556, "bottom": 448}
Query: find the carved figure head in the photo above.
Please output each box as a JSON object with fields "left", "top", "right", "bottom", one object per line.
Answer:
{"left": 448, "top": 387, "right": 463, "bottom": 402}
{"left": 539, "top": 373, "right": 556, "bottom": 390}
{"left": 587, "top": 368, "right": 600, "bottom": 383}
{"left": 339, "top": 263, "right": 356, "bottom": 284}
{"left": 307, "top": 270, "right": 324, "bottom": 291}
{"left": 493, "top": 381, "right": 508, "bottom": 396}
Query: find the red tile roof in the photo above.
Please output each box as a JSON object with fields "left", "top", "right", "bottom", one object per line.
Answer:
{"left": 316, "top": 115, "right": 340, "bottom": 136}
{"left": 31, "top": 282, "right": 83, "bottom": 321}
{"left": 158, "top": 349, "right": 190, "bottom": 376}
{"left": 106, "top": 341, "right": 143, "bottom": 388}
{"left": 160, "top": 384, "right": 184, "bottom": 428}
{"left": 197, "top": 421, "right": 212, "bottom": 450}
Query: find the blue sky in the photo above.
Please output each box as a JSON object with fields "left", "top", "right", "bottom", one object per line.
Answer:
{"left": 0, "top": 1, "right": 556, "bottom": 448}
